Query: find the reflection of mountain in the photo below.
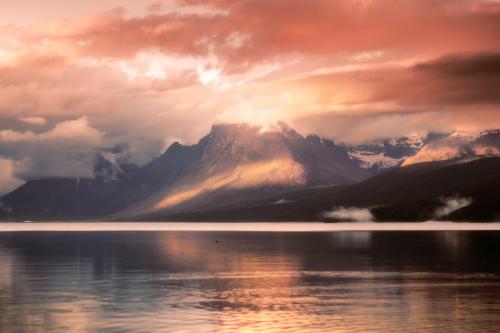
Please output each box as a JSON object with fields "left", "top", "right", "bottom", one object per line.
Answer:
{"left": 2, "top": 231, "right": 500, "bottom": 332}
{"left": 0, "top": 124, "right": 499, "bottom": 221}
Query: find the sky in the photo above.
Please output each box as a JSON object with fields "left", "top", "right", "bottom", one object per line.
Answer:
{"left": 0, "top": 0, "right": 499, "bottom": 194}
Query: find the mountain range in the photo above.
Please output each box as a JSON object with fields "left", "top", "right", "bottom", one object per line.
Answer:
{"left": 1, "top": 123, "right": 499, "bottom": 222}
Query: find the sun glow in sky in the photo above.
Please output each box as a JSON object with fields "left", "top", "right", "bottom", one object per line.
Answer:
{"left": 0, "top": 0, "right": 499, "bottom": 194}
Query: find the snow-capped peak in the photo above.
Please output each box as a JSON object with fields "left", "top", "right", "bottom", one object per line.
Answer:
{"left": 388, "top": 135, "right": 424, "bottom": 149}
{"left": 402, "top": 129, "right": 500, "bottom": 166}
{"left": 347, "top": 135, "right": 425, "bottom": 171}
{"left": 449, "top": 130, "right": 480, "bottom": 141}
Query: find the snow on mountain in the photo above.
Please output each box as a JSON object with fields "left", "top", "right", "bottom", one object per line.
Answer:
{"left": 388, "top": 136, "right": 424, "bottom": 149}
{"left": 347, "top": 135, "right": 424, "bottom": 171}
{"left": 349, "top": 151, "right": 405, "bottom": 170}
{"left": 403, "top": 130, "right": 500, "bottom": 166}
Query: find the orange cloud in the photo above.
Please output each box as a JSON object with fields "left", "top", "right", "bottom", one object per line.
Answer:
{"left": 6, "top": 0, "right": 498, "bottom": 71}
{"left": 0, "top": 0, "right": 499, "bottom": 187}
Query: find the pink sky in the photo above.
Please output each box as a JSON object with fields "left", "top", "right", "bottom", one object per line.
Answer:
{"left": 0, "top": 0, "right": 499, "bottom": 193}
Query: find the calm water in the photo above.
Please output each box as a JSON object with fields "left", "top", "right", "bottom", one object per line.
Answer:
{"left": 1, "top": 228, "right": 500, "bottom": 332}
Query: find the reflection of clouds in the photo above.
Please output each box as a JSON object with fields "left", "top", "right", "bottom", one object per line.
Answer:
{"left": 0, "top": 247, "right": 13, "bottom": 287}
{"left": 1, "top": 232, "right": 500, "bottom": 332}
{"left": 160, "top": 232, "right": 301, "bottom": 275}
{"left": 0, "top": 250, "right": 102, "bottom": 333}
{"left": 25, "top": 299, "right": 100, "bottom": 333}
{"left": 395, "top": 271, "right": 500, "bottom": 332}
{"left": 329, "top": 231, "right": 372, "bottom": 249}
{"left": 434, "top": 231, "right": 470, "bottom": 257}
{"left": 128, "top": 231, "right": 317, "bottom": 332}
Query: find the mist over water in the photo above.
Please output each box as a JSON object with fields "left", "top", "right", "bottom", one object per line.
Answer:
{"left": 1, "top": 229, "right": 500, "bottom": 332}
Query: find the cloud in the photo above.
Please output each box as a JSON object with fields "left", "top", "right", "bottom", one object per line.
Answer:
{"left": 0, "top": 118, "right": 104, "bottom": 182}
{"left": 8, "top": 0, "right": 499, "bottom": 71}
{"left": 380, "top": 52, "right": 500, "bottom": 106}
{"left": 0, "top": 117, "right": 102, "bottom": 143}
{"left": 282, "top": 51, "right": 500, "bottom": 110}
{"left": 434, "top": 196, "right": 473, "bottom": 219}
{"left": 415, "top": 51, "right": 500, "bottom": 77}
{"left": 0, "top": 0, "right": 499, "bottom": 192}
{"left": 0, "top": 49, "right": 217, "bottom": 159}
{"left": 272, "top": 198, "right": 293, "bottom": 205}
{"left": 40, "top": 117, "right": 102, "bottom": 142}
{"left": 18, "top": 116, "right": 47, "bottom": 126}
{"left": 0, "top": 158, "right": 23, "bottom": 195}
{"left": 294, "top": 112, "right": 447, "bottom": 144}
{"left": 323, "top": 207, "right": 374, "bottom": 222}
{"left": 2, "top": 149, "right": 96, "bottom": 182}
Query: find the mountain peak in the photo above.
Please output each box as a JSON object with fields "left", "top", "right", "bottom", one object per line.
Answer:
{"left": 402, "top": 129, "right": 500, "bottom": 166}
{"left": 204, "top": 123, "right": 260, "bottom": 142}
{"left": 208, "top": 121, "right": 297, "bottom": 136}
{"left": 2, "top": 122, "right": 499, "bottom": 221}
{"left": 129, "top": 121, "right": 370, "bottom": 214}
{"left": 209, "top": 122, "right": 258, "bottom": 133}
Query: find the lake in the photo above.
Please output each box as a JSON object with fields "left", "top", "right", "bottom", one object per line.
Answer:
{"left": 1, "top": 223, "right": 500, "bottom": 332}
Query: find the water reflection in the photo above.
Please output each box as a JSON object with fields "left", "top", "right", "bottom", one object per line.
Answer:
{"left": 1, "top": 231, "right": 500, "bottom": 332}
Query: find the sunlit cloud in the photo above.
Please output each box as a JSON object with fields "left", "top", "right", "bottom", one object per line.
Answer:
{"left": 0, "top": 117, "right": 102, "bottom": 143}
{"left": 323, "top": 207, "right": 374, "bottom": 222}
{"left": 0, "top": 0, "right": 498, "bottom": 189}
{"left": 434, "top": 196, "right": 473, "bottom": 219}
{"left": 18, "top": 116, "right": 47, "bottom": 125}
{"left": 197, "top": 66, "right": 220, "bottom": 85}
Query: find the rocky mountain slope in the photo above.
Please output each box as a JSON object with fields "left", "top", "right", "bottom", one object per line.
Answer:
{"left": 157, "top": 157, "right": 500, "bottom": 222}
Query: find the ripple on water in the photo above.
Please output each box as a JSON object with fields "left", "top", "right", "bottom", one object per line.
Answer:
{"left": 2, "top": 231, "right": 500, "bottom": 332}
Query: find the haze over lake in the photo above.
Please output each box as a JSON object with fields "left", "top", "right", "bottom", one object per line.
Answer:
{"left": 1, "top": 224, "right": 500, "bottom": 332}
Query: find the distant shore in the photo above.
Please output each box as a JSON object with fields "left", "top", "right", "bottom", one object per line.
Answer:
{"left": 1, "top": 221, "right": 500, "bottom": 232}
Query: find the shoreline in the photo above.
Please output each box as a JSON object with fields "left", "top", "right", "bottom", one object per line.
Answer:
{"left": 1, "top": 221, "right": 500, "bottom": 232}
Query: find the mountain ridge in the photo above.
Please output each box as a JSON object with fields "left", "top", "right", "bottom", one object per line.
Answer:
{"left": 1, "top": 123, "right": 499, "bottom": 221}
{"left": 0, "top": 122, "right": 370, "bottom": 220}
{"left": 153, "top": 157, "right": 500, "bottom": 222}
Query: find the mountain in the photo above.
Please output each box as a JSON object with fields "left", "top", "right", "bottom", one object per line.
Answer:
{"left": 0, "top": 123, "right": 370, "bottom": 220}
{"left": 157, "top": 157, "right": 500, "bottom": 222}
{"left": 0, "top": 178, "right": 123, "bottom": 219}
{"left": 347, "top": 130, "right": 500, "bottom": 171}
{"left": 0, "top": 146, "right": 142, "bottom": 219}
{"left": 1, "top": 123, "right": 499, "bottom": 221}
{"left": 0, "top": 149, "right": 146, "bottom": 219}
{"left": 119, "top": 122, "right": 371, "bottom": 218}
{"left": 347, "top": 135, "right": 425, "bottom": 172}
{"left": 403, "top": 130, "right": 500, "bottom": 166}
